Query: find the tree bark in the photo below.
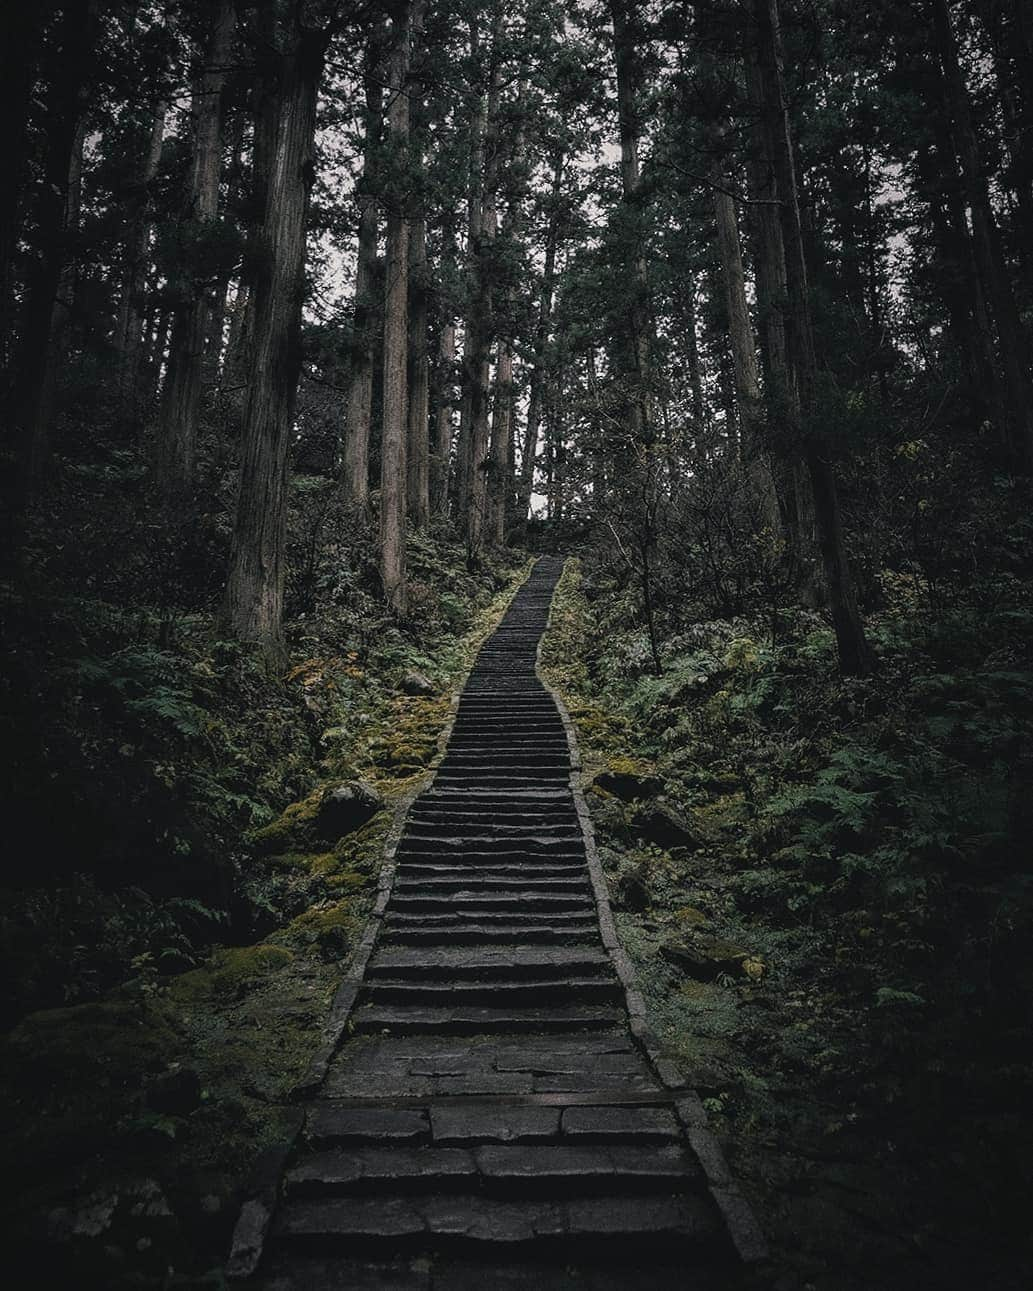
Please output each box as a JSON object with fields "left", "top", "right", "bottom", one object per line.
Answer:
{"left": 609, "top": 0, "right": 653, "bottom": 444}
{"left": 430, "top": 232, "right": 457, "bottom": 518}
{"left": 486, "top": 89, "right": 527, "bottom": 545}
{"left": 0, "top": 7, "right": 45, "bottom": 390}
{"left": 488, "top": 338, "right": 514, "bottom": 544}
{"left": 407, "top": 212, "right": 431, "bottom": 527}
{"left": 342, "top": 26, "right": 385, "bottom": 508}
{"left": 709, "top": 123, "right": 781, "bottom": 536}
{"left": 11, "top": 0, "right": 93, "bottom": 494}
{"left": 115, "top": 101, "right": 167, "bottom": 413}
{"left": 31, "top": 120, "right": 86, "bottom": 458}
{"left": 518, "top": 147, "right": 564, "bottom": 521}
{"left": 379, "top": 2, "right": 415, "bottom": 613}
{"left": 458, "top": 7, "right": 502, "bottom": 554}
{"left": 754, "top": 0, "right": 874, "bottom": 677}
{"left": 930, "top": 0, "right": 1033, "bottom": 472}
{"left": 156, "top": 0, "right": 236, "bottom": 499}
{"left": 221, "top": 17, "right": 328, "bottom": 659}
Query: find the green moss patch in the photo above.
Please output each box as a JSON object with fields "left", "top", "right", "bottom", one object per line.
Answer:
{"left": 166, "top": 944, "right": 294, "bottom": 1004}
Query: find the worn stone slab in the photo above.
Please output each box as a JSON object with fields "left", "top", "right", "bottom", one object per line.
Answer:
{"left": 473, "top": 1143, "right": 695, "bottom": 1186}
{"left": 560, "top": 1106, "right": 679, "bottom": 1141}
{"left": 306, "top": 1107, "right": 430, "bottom": 1146}
{"left": 369, "top": 947, "right": 611, "bottom": 975}
{"left": 495, "top": 1051, "right": 646, "bottom": 1076}
{"left": 287, "top": 1147, "right": 476, "bottom": 1193}
{"left": 430, "top": 1105, "right": 562, "bottom": 1144}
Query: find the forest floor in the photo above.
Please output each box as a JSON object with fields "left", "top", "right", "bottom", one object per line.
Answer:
{"left": 540, "top": 558, "right": 1033, "bottom": 1291}
{"left": 0, "top": 537, "right": 530, "bottom": 1288}
{"left": 3, "top": 546, "right": 1032, "bottom": 1289}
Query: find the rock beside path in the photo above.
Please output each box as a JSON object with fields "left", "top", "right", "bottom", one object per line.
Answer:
{"left": 315, "top": 781, "right": 382, "bottom": 840}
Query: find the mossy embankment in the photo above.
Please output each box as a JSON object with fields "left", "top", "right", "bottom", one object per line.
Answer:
{"left": 541, "top": 556, "right": 1033, "bottom": 1291}
{"left": 0, "top": 542, "right": 532, "bottom": 1289}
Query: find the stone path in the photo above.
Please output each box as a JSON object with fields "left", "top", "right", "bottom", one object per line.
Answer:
{"left": 230, "top": 557, "right": 764, "bottom": 1289}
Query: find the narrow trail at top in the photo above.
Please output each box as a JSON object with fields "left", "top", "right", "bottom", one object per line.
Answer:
{"left": 237, "top": 557, "right": 762, "bottom": 1289}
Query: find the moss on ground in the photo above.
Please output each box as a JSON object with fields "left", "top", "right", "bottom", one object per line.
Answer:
{"left": 540, "top": 552, "right": 1033, "bottom": 1291}
{"left": 0, "top": 551, "right": 537, "bottom": 1289}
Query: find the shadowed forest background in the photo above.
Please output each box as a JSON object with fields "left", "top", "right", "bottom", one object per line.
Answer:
{"left": 1, "top": 0, "right": 1032, "bottom": 1287}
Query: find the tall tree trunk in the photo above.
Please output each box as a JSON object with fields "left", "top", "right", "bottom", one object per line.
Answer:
{"left": 976, "top": 0, "right": 1033, "bottom": 262}
{"left": 379, "top": 2, "right": 415, "bottom": 613}
{"left": 486, "top": 89, "right": 527, "bottom": 545}
{"left": 156, "top": 0, "right": 236, "bottom": 499}
{"left": 431, "top": 317, "right": 457, "bottom": 515}
{"left": 225, "top": 2, "right": 281, "bottom": 393}
{"left": 459, "top": 7, "right": 502, "bottom": 554}
{"left": 221, "top": 17, "right": 328, "bottom": 658}
{"left": 930, "top": 0, "right": 1033, "bottom": 472}
{"left": 430, "top": 219, "right": 458, "bottom": 516}
{"left": 11, "top": 0, "right": 93, "bottom": 496}
{"left": 754, "top": 0, "right": 874, "bottom": 676}
{"left": 488, "top": 338, "right": 514, "bottom": 544}
{"left": 609, "top": 0, "right": 653, "bottom": 443}
{"left": 407, "top": 212, "right": 431, "bottom": 527}
{"left": 141, "top": 302, "right": 172, "bottom": 407}
{"left": 115, "top": 101, "right": 167, "bottom": 413}
{"left": 342, "top": 26, "right": 384, "bottom": 508}
{"left": 205, "top": 115, "right": 246, "bottom": 376}
{"left": 221, "top": 280, "right": 249, "bottom": 388}
{"left": 454, "top": 17, "right": 487, "bottom": 526}
{"left": 0, "top": 8, "right": 45, "bottom": 391}
{"left": 709, "top": 123, "right": 781, "bottom": 535}
{"left": 518, "top": 148, "right": 564, "bottom": 520}
{"left": 31, "top": 120, "right": 86, "bottom": 456}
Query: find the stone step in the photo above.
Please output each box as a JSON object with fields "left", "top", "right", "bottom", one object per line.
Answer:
{"left": 447, "top": 739, "right": 567, "bottom": 750}
{"left": 434, "top": 768, "right": 570, "bottom": 782}
{"left": 285, "top": 1144, "right": 699, "bottom": 1199}
{"left": 394, "top": 858, "right": 587, "bottom": 877}
{"left": 425, "top": 1104, "right": 682, "bottom": 1147}
{"left": 398, "top": 836, "right": 582, "bottom": 855}
{"left": 352, "top": 1004, "right": 625, "bottom": 1035}
{"left": 405, "top": 820, "right": 581, "bottom": 838}
{"left": 432, "top": 776, "right": 571, "bottom": 790}
{"left": 389, "top": 893, "right": 595, "bottom": 914}
{"left": 380, "top": 923, "right": 599, "bottom": 947}
{"left": 384, "top": 906, "right": 597, "bottom": 924}
{"left": 306, "top": 1106, "right": 431, "bottom": 1146}
{"left": 257, "top": 1254, "right": 696, "bottom": 1290}
{"left": 448, "top": 724, "right": 567, "bottom": 737}
{"left": 421, "top": 789, "right": 571, "bottom": 805}
{"left": 394, "top": 876, "right": 592, "bottom": 895}
{"left": 360, "top": 976, "right": 622, "bottom": 1008}
{"left": 441, "top": 751, "right": 569, "bottom": 764}
{"left": 274, "top": 1192, "right": 724, "bottom": 1257}
{"left": 409, "top": 803, "right": 576, "bottom": 820}
{"left": 366, "top": 946, "right": 612, "bottom": 978}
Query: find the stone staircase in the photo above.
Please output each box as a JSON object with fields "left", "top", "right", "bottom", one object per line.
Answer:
{"left": 231, "top": 556, "right": 764, "bottom": 1289}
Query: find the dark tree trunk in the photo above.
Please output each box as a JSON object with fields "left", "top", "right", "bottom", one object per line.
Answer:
{"left": 930, "top": 0, "right": 1033, "bottom": 472}
{"left": 754, "top": 0, "right": 874, "bottom": 677}
{"left": 407, "top": 212, "right": 431, "bottom": 527}
{"left": 115, "top": 101, "right": 167, "bottom": 414}
{"left": 0, "top": 7, "right": 45, "bottom": 390}
{"left": 342, "top": 25, "right": 385, "bottom": 509}
{"left": 459, "top": 7, "right": 502, "bottom": 555}
{"left": 156, "top": 0, "right": 236, "bottom": 500}
{"left": 220, "top": 18, "right": 328, "bottom": 659}
{"left": 380, "top": 2, "right": 416, "bottom": 613}
{"left": 609, "top": 0, "right": 653, "bottom": 444}
{"left": 518, "top": 148, "right": 564, "bottom": 521}
{"left": 430, "top": 219, "right": 458, "bottom": 516}
{"left": 11, "top": 0, "right": 93, "bottom": 496}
